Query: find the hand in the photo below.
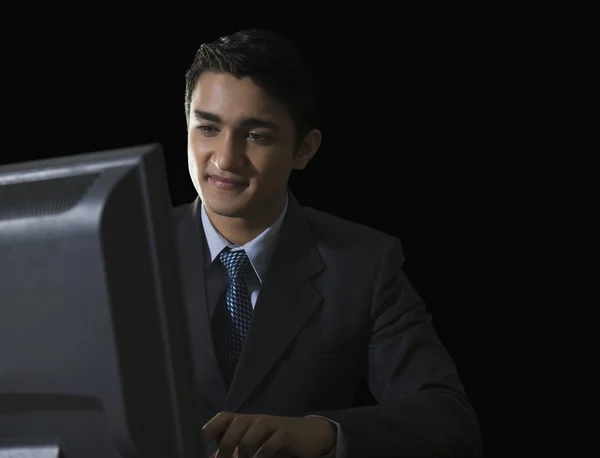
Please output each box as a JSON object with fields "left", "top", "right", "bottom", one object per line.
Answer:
{"left": 202, "top": 412, "right": 336, "bottom": 458}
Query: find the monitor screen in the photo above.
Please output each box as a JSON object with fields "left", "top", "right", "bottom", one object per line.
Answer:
{"left": 0, "top": 144, "right": 205, "bottom": 458}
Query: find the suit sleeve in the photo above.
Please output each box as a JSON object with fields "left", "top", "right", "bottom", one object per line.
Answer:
{"left": 310, "top": 237, "right": 482, "bottom": 457}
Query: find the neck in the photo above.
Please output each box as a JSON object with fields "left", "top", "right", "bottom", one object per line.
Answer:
{"left": 206, "top": 192, "right": 286, "bottom": 246}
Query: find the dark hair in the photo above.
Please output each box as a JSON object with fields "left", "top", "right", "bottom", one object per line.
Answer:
{"left": 184, "top": 28, "right": 318, "bottom": 144}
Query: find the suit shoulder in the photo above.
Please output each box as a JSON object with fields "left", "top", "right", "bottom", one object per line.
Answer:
{"left": 171, "top": 201, "right": 191, "bottom": 226}
{"left": 301, "top": 205, "right": 398, "bottom": 251}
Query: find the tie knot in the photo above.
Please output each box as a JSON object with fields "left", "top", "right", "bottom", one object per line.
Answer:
{"left": 219, "top": 248, "right": 251, "bottom": 279}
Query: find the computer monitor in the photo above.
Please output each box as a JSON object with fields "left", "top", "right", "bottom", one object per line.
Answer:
{"left": 0, "top": 144, "right": 206, "bottom": 457}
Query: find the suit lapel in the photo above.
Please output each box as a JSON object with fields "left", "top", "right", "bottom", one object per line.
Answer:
{"left": 225, "top": 192, "right": 326, "bottom": 412}
{"left": 176, "top": 197, "right": 228, "bottom": 405}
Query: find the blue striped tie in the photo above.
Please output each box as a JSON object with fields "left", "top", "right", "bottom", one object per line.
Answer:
{"left": 215, "top": 247, "right": 253, "bottom": 386}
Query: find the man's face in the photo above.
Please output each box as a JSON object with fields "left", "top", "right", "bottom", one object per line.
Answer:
{"left": 187, "top": 71, "right": 313, "bottom": 224}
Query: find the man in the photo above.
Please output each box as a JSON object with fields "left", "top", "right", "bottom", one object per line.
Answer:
{"left": 173, "top": 28, "right": 482, "bottom": 457}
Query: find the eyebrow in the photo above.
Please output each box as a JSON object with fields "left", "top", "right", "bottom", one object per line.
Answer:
{"left": 193, "top": 110, "right": 280, "bottom": 131}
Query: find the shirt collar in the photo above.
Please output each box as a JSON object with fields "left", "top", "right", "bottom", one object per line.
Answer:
{"left": 200, "top": 193, "right": 288, "bottom": 283}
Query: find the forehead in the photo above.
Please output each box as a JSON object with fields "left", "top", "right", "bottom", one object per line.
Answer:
{"left": 191, "top": 71, "right": 291, "bottom": 125}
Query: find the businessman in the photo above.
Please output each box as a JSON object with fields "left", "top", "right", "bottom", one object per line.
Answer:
{"left": 173, "top": 28, "right": 482, "bottom": 457}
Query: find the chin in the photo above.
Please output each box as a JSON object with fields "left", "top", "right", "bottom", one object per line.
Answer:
{"left": 203, "top": 194, "right": 249, "bottom": 218}
{"left": 207, "top": 203, "right": 249, "bottom": 219}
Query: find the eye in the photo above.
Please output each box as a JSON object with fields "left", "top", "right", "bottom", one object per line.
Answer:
{"left": 248, "top": 132, "right": 271, "bottom": 142}
{"left": 196, "top": 125, "right": 218, "bottom": 134}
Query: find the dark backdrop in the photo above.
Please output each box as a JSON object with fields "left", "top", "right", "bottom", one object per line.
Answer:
{"left": 2, "top": 11, "right": 523, "bottom": 456}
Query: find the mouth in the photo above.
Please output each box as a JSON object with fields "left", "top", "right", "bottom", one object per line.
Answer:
{"left": 207, "top": 174, "right": 249, "bottom": 191}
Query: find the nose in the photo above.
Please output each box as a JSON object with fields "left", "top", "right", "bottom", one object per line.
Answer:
{"left": 211, "top": 132, "right": 245, "bottom": 171}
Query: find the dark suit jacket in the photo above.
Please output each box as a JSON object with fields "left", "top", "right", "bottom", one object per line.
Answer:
{"left": 172, "top": 192, "right": 482, "bottom": 457}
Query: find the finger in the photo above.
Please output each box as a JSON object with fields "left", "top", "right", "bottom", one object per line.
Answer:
{"left": 203, "top": 411, "right": 237, "bottom": 443}
{"left": 237, "top": 417, "right": 276, "bottom": 457}
{"left": 252, "top": 429, "right": 287, "bottom": 458}
{"left": 216, "top": 415, "right": 253, "bottom": 458}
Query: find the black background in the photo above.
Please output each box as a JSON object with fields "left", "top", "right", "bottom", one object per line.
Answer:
{"left": 0, "top": 8, "right": 540, "bottom": 456}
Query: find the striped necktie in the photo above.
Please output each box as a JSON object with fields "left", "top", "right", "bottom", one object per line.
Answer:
{"left": 213, "top": 247, "right": 253, "bottom": 387}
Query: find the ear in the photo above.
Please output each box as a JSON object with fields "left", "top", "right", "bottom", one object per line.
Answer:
{"left": 292, "top": 129, "right": 322, "bottom": 170}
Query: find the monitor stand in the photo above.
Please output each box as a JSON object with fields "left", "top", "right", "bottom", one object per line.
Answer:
{"left": 0, "top": 443, "right": 61, "bottom": 458}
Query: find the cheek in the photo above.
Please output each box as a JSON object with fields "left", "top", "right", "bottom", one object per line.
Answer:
{"left": 187, "top": 143, "right": 198, "bottom": 171}
{"left": 189, "top": 132, "right": 211, "bottom": 156}
{"left": 249, "top": 150, "right": 294, "bottom": 183}
{"left": 187, "top": 138, "right": 209, "bottom": 188}
{"left": 188, "top": 136, "right": 211, "bottom": 168}
{"left": 187, "top": 150, "right": 200, "bottom": 190}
